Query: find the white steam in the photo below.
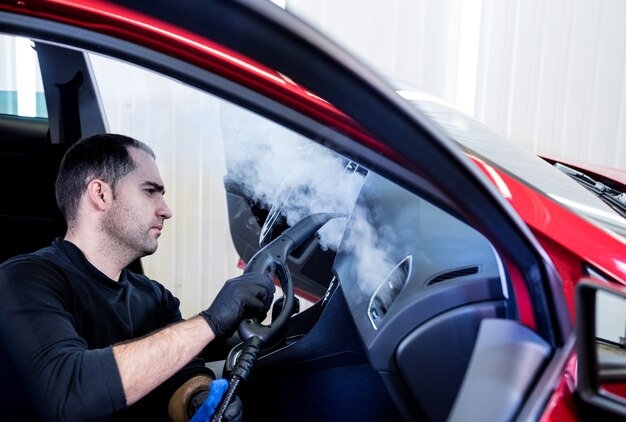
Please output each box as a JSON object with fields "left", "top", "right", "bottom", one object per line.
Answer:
{"left": 341, "top": 206, "right": 397, "bottom": 296}
{"left": 222, "top": 104, "right": 364, "bottom": 251}
{"left": 221, "top": 102, "right": 397, "bottom": 294}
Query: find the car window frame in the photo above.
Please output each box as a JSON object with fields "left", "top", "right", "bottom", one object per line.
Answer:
{"left": 0, "top": 2, "right": 569, "bottom": 348}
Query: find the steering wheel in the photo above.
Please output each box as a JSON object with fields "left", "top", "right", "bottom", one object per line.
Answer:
{"left": 238, "top": 212, "right": 345, "bottom": 347}
{"left": 214, "top": 212, "right": 345, "bottom": 421}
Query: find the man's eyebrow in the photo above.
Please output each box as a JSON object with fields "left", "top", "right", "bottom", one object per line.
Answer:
{"left": 141, "top": 181, "right": 165, "bottom": 193}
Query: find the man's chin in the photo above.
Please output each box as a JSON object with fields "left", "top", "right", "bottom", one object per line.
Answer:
{"left": 143, "top": 245, "right": 158, "bottom": 256}
{"left": 139, "top": 240, "right": 159, "bottom": 257}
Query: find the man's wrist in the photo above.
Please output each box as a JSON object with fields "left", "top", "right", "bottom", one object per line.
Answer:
{"left": 199, "top": 310, "right": 222, "bottom": 339}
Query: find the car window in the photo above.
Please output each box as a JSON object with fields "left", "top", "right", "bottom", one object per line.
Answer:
{"left": 89, "top": 52, "right": 356, "bottom": 314}
{"left": 89, "top": 51, "right": 366, "bottom": 314}
{"left": 0, "top": 34, "right": 47, "bottom": 118}
{"left": 87, "top": 51, "right": 508, "bottom": 321}
{"left": 89, "top": 52, "right": 245, "bottom": 317}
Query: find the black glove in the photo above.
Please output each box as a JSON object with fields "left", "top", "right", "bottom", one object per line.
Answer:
{"left": 188, "top": 388, "right": 242, "bottom": 422}
{"left": 200, "top": 273, "right": 275, "bottom": 339}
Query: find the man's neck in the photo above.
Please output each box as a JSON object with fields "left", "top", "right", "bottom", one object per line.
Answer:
{"left": 64, "top": 231, "right": 126, "bottom": 281}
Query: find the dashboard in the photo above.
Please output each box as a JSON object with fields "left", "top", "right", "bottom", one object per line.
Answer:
{"left": 334, "top": 172, "right": 509, "bottom": 370}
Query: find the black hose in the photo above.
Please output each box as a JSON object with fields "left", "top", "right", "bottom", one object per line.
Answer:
{"left": 212, "top": 214, "right": 345, "bottom": 420}
{"left": 211, "top": 336, "right": 262, "bottom": 421}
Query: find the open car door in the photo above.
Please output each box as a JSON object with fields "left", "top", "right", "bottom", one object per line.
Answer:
{"left": 164, "top": 2, "right": 574, "bottom": 419}
{"left": 0, "top": 1, "right": 599, "bottom": 420}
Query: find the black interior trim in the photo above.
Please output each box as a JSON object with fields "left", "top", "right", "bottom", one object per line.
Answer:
{"left": 243, "top": 287, "right": 403, "bottom": 421}
{"left": 35, "top": 42, "right": 107, "bottom": 144}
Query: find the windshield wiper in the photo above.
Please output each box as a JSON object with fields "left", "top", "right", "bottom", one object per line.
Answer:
{"left": 554, "top": 162, "right": 626, "bottom": 218}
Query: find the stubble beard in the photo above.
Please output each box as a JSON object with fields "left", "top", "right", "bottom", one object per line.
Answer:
{"left": 101, "top": 199, "right": 159, "bottom": 265}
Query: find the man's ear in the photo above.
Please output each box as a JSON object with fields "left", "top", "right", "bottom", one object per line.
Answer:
{"left": 86, "top": 179, "right": 113, "bottom": 211}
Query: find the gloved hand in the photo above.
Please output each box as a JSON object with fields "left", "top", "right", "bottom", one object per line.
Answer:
{"left": 188, "top": 382, "right": 242, "bottom": 422}
{"left": 200, "top": 273, "right": 275, "bottom": 339}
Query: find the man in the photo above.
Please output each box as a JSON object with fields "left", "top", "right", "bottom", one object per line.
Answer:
{"left": 0, "top": 133, "right": 274, "bottom": 421}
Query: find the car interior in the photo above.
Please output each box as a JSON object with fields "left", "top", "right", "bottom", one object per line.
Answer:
{"left": 0, "top": 28, "right": 557, "bottom": 422}
{"left": 224, "top": 148, "right": 550, "bottom": 420}
{"left": 0, "top": 112, "right": 64, "bottom": 263}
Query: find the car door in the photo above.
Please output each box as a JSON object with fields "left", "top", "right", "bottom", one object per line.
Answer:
{"left": 0, "top": 1, "right": 583, "bottom": 420}
{"left": 99, "top": 1, "right": 573, "bottom": 419}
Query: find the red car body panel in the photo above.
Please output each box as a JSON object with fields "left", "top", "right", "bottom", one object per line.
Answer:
{"left": 469, "top": 155, "right": 626, "bottom": 313}
{"left": 504, "top": 255, "right": 537, "bottom": 330}
{"left": 540, "top": 352, "right": 579, "bottom": 422}
{"left": 2, "top": 1, "right": 626, "bottom": 420}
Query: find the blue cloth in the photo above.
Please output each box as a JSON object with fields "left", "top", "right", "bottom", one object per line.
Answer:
{"left": 190, "top": 378, "right": 230, "bottom": 422}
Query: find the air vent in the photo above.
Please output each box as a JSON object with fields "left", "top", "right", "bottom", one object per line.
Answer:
{"left": 368, "top": 256, "right": 412, "bottom": 330}
{"left": 427, "top": 266, "right": 479, "bottom": 286}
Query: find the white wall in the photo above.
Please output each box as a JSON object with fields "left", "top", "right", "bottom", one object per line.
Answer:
{"left": 89, "top": 54, "right": 244, "bottom": 318}
{"left": 0, "top": 36, "right": 16, "bottom": 91}
{"left": 286, "top": 0, "right": 626, "bottom": 170}
{"left": 0, "top": 35, "right": 45, "bottom": 117}
{"left": 597, "top": 289, "right": 626, "bottom": 343}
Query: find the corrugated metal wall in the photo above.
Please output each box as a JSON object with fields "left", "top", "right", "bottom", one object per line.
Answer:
{"left": 287, "top": 0, "right": 626, "bottom": 170}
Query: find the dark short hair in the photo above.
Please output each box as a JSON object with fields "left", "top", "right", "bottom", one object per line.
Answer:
{"left": 55, "top": 133, "right": 155, "bottom": 227}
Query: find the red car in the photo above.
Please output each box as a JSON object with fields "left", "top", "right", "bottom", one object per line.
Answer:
{"left": 0, "top": 1, "right": 625, "bottom": 421}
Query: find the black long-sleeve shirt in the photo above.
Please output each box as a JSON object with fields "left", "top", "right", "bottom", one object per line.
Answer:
{"left": 0, "top": 239, "right": 212, "bottom": 421}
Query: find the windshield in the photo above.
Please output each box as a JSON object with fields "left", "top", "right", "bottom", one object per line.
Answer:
{"left": 399, "top": 91, "right": 626, "bottom": 241}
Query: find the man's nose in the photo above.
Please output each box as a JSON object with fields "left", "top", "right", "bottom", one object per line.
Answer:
{"left": 159, "top": 199, "right": 173, "bottom": 220}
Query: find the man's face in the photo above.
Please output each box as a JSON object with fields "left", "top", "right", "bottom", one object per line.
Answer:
{"left": 101, "top": 147, "right": 172, "bottom": 259}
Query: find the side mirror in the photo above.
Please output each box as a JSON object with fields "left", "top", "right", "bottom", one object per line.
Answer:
{"left": 576, "top": 279, "right": 626, "bottom": 417}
